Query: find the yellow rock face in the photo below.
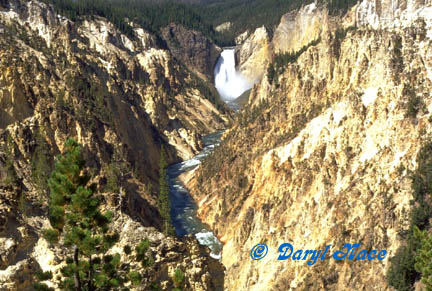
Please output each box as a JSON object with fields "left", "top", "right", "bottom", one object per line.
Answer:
{"left": 187, "top": 1, "right": 432, "bottom": 290}
{"left": 235, "top": 26, "right": 272, "bottom": 84}
{"left": 273, "top": 3, "right": 329, "bottom": 54}
{"left": 0, "top": 1, "right": 230, "bottom": 288}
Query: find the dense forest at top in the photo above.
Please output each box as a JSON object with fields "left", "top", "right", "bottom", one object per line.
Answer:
{"left": 199, "top": 0, "right": 358, "bottom": 42}
{"left": 41, "top": 0, "right": 358, "bottom": 46}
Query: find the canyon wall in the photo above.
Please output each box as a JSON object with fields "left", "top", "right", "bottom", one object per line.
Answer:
{"left": 161, "top": 23, "right": 222, "bottom": 81}
{"left": 187, "top": 0, "right": 432, "bottom": 290}
{"left": 0, "top": 0, "right": 229, "bottom": 289}
{"left": 235, "top": 26, "right": 272, "bottom": 84}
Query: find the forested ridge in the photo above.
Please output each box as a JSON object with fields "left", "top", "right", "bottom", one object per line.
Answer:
{"left": 40, "top": 0, "right": 359, "bottom": 46}
{"left": 40, "top": 0, "right": 214, "bottom": 44}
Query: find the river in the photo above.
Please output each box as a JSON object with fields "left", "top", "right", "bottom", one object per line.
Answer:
{"left": 168, "top": 131, "right": 224, "bottom": 259}
{"left": 168, "top": 48, "right": 250, "bottom": 260}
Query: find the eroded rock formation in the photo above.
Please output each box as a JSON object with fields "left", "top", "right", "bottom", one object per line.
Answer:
{"left": 0, "top": 0, "right": 229, "bottom": 289}
{"left": 187, "top": 1, "right": 432, "bottom": 290}
{"left": 161, "top": 23, "right": 222, "bottom": 82}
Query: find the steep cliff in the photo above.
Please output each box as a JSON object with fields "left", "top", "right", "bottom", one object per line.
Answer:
{"left": 234, "top": 26, "right": 272, "bottom": 84}
{"left": 272, "top": 3, "right": 331, "bottom": 54}
{"left": 0, "top": 0, "right": 232, "bottom": 161}
{"left": 187, "top": 0, "right": 432, "bottom": 290}
{"left": 0, "top": 0, "right": 229, "bottom": 289}
{"left": 161, "top": 23, "right": 222, "bottom": 82}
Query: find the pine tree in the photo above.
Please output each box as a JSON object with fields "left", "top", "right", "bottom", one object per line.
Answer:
{"left": 158, "top": 146, "right": 174, "bottom": 236}
{"left": 172, "top": 268, "right": 185, "bottom": 291}
{"left": 35, "top": 138, "right": 153, "bottom": 290}
{"left": 414, "top": 226, "right": 432, "bottom": 289}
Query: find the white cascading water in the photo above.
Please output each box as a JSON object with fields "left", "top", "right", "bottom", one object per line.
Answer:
{"left": 214, "top": 49, "right": 252, "bottom": 101}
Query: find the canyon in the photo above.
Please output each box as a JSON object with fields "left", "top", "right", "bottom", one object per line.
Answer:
{"left": 0, "top": 0, "right": 230, "bottom": 289}
{"left": 186, "top": 0, "right": 432, "bottom": 290}
{"left": 1, "top": 0, "right": 432, "bottom": 290}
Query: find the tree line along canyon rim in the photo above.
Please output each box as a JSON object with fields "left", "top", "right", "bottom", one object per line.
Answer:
{"left": 1, "top": 0, "right": 432, "bottom": 290}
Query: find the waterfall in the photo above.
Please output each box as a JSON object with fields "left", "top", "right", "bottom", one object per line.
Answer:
{"left": 214, "top": 49, "right": 252, "bottom": 101}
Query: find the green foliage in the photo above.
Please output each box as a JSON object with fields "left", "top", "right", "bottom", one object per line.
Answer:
{"left": 43, "top": 228, "right": 60, "bottom": 244}
{"left": 68, "top": 76, "right": 113, "bottom": 129}
{"left": 136, "top": 239, "right": 154, "bottom": 267}
{"left": 411, "top": 143, "right": 432, "bottom": 289}
{"left": 128, "top": 271, "right": 141, "bottom": 286}
{"left": 2, "top": 153, "right": 17, "bottom": 186}
{"left": 158, "top": 146, "right": 175, "bottom": 236}
{"left": 387, "top": 141, "right": 432, "bottom": 290}
{"left": 41, "top": 0, "right": 213, "bottom": 43}
{"left": 387, "top": 245, "right": 418, "bottom": 291}
{"left": 405, "top": 85, "right": 423, "bottom": 118}
{"left": 412, "top": 142, "right": 432, "bottom": 203}
{"left": 267, "top": 37, "right": 321, "bottom": 86}
{"left": 34, "top": 282, "right": 55, "bottom": 291}
{"left": 36, "top": 271, "right": 54, "bottom": 281}
{"left": 1, "top": 21, "right": 51, "bottom": 54}
{"left": 237, "top": 98, "right": 269, "bottom": 127}
{"left": 334, "top": 25, "right": 356, "bottom": 41}
{"left": 35, "top": 138, "right": 153, "bottom": 290}
{"left": 173, "top": 268, "right": 185, "bottom": 288}
{"left": 1, "top": 135, "right": 18, "bottom": 187}
{"left": 187, "top": 69, "right": 228, "bottom": 113}
{"left": 327, "top": 0, "right": 358, "bottom": 15}
{"left": 41, "top": 0, "right": 359, "bottom": 47}
{"left": 414, "top": 226, "right": 432, "bottom": 289}
{"left": 196, "top": 0, "right": 314, "bottom": 46}
{"left": 31, "top": 129, "right": 52, "bottom": 198}
{"left": 103, "top": 161, "right": 127, "bottom": 193}
{"left": 392, "top": 36, "right": 404, "bottom": 72}
{"left": 151, "top": 282, "right": 162, "bottom": 291}
{"left": 55, "top": 91, "right": 71, "bottom": 111}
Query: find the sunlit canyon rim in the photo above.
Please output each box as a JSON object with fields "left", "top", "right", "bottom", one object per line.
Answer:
{"left": 1, "top": 0, "right": 432, "bottom": 290}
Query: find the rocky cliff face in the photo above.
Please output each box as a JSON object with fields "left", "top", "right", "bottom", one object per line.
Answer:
{"left": 356, "top": 0, "right": 432, "bottom": 32}
{"left": 234, "top": 26, "right": 272, "bottom": 84}
{"left": 0, "top": 1, "right": 231, "bottom": 163}
{"left": 161, "top": 24, "right": 222, "bottom": 82}
{"left": 273, "top": 3, "right": 331, "bottom": 54}
{"left": 187, "top": 0, "right": 432, "bottom": 290}
{"left": 0, "top": 0, "right": 229, "bottom": 289}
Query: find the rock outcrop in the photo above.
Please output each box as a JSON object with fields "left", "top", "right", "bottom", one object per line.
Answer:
{"left": 272, "top": 3, "right": 330, "bottom": 53}
{"left": 187, "top": 0, "right": 432, "bottom": 290}
{"left": 215, "top": 22, "right": 232, "bottom": 33}
{"left": 235, "top": 26, "right": 272, "bottom": 84}
{"left": 161, "top": 24, "right": 222, "bottom": 81}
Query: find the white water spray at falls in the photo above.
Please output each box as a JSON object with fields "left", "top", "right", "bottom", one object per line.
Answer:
{"left": 214, "top": 49, "right": 252, "bottom": 101}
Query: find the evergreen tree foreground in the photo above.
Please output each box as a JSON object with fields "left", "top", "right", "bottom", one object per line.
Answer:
{"left": 34, "top": 138, "right": 153, "bottom": 291}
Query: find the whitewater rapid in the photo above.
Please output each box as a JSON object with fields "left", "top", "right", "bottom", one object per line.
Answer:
{"left": 214, "top": 49, "right": 252, "bottom": 101}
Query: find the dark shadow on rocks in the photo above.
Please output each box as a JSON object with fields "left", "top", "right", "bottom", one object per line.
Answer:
{"left": 197, "top": 243, "right": 225, "bottom": 291}
{"left": 122, "top": 180, "right": 163, "bottom": 230}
